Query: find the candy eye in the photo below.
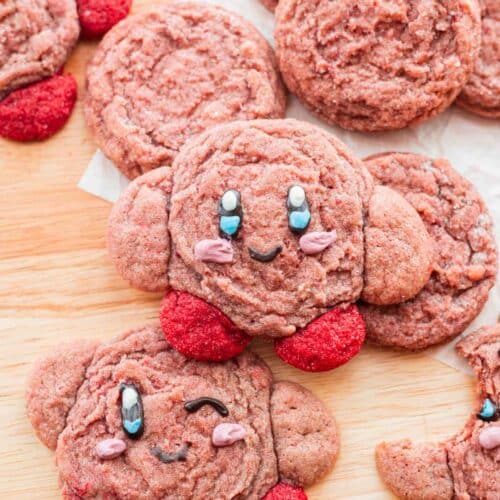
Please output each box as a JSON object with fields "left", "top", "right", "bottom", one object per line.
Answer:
{"left": 120, "top": 383, "right": 144, "bottom": 439}
{"left": 287, "top": 185, "right": 311, "bottom": 234}
{"left": 219, "top": 190, "right": 242, "bottom": 238}
{"left": 478, "top": 398, "right": 498, "bottom": 422}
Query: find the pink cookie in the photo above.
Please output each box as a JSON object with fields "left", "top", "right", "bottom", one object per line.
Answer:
{"left": 275, "top": 0, "right": 481, "bottom": 131}
{"left": 376, "top": 324, "right": 500, "bottom": 499}
{"left": 26, "top": 323, "right": 338, "bottom": 498}
{"left": 85, "top": 2, "right": 286, "bottom": 179}
{"left": 361, "top": 152, "right": 497, "bottom": 350}
{"left": 0, "top": 0, "right": 80, "bottom": 99}
{"left": 456, "top": 0, "right": 500, "bottom": 118}
{"left": 108, "top": 119, "right": 434, "bottom": 371}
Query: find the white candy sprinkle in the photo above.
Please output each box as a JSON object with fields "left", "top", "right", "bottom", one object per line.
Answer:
{"left": 289, "top": 186, "right": 306, "bottom": 208}
{"left": 222, "top": 191, "right": 238, "bottom": 211}
{"left": 122, "top": 387, "right": 138, "bottom": 409}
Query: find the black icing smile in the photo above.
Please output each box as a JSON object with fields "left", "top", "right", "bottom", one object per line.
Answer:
{"left": 151, "top": 443, "right": 190, "bottom": 464}
{"left": 248, "top": 246, "right": 282, "bottom": 262}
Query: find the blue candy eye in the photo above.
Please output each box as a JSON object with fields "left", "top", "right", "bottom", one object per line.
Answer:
{"left": 120, "top": 383, "right": 144, "bottom": 439}
{"left": 219, "top": 190, "right": 242, "bottom": 238}
{"left": 289, "top": 210, "right": 311, "bottom": 230}
{"left": 478, "top": 398, "right": 498, "bottom": 422}
{"left": 287, "top": 185, "right": 311, "bottom": 234}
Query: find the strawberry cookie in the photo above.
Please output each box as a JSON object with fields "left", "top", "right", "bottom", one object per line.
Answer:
{"left": 26, "top": 323, "right": 338, "bottom": 499}
{"left": 84, "top": 2, "right": 286, "bottom": 179}
{"left": 361, "top": 152, "right": 497, "bottom": 350}
{"left": 0, "top": 0, "right": 131, "bottom": 141}
{"left": 107, "top": 119, "right": 435, "bottom": 371}
{"left": 376, "top": 324, "right": 500, "bottom": 499}
{"left": 274, "top": 0, "right": 481, "bottom": 131}
{"left": 456, "top": 0, "right": 500, "bottom": 118}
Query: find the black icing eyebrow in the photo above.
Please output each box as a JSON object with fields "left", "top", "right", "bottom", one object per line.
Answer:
{"left": 184, "top": 397, "right": 229, "bottom": 417}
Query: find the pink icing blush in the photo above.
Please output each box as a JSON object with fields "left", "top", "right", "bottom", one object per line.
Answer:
{"left": 212, "top": 423, "right": 247, "bottom": 447}
{"left": 96, "top": 438, "right": 127, "bottom": 459}
{"left": 299, "top": 231, "right": 337, "bottom": 255}
{"left": 194, "top": 239, "right": 233, "bottom": 263}
{"left": 479, "top": 426, "right": 500, "bottom": 450}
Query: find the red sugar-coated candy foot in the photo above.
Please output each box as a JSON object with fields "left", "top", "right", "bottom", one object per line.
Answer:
{"left": 77, "top": 0, "right": 132, "bottom": 38}
{"left": 274, "top": 305, "right": 366, "bottom": 372}
{"left": 0, "top": 74, "right": 77, "bottom": 142}
{"left": 263, "top": 483, "right": 308, "bottom": 500}
{"left": 160, "top": 291, "right": 251, "bottom": 362}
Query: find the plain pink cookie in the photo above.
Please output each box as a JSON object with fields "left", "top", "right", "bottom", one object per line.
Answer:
{"left": 85, "top": 2, "right": 286, "bottom": 178}
{"left": 26, "top": 324, "right": 339, "bottom": 498}
{"left": 376, "top": 324, "right": 500, "bottom": 499}
{"left": 456, "top": 0, "right": 500, "bottom": 118}
{"left": 275, "top": 0, "right": 481, "bottom": 131}
{"left": 361, "top": 152, "right": 497, "bottom": 349}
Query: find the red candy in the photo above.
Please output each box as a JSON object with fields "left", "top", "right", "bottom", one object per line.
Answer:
{"left": 0, "top": 74, "right": 77, "bottom": 142}
{"left": 274, "top": 305, "right": 366, "bottom": 372}
{"left": 77, "top": 0, "right": 132, "bottom": 38}
{"left": 263, "top": 483, "right": 308, "bottom": 500}
{"left": 160, "top": 291, "right": 251, "bottom": 362}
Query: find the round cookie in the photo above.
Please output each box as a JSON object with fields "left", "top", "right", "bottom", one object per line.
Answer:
{"left": 456, "top": 0, "right": 500, "bottom": 118}
{"left": 85, "top": 2, "right": 286, "bottom": 179}
{"left": 0, "top": 0, "right": 80, "bottom": 99}
{"left": 376, "top": 324, "right": 500, "bottom": 499}
{"left": 360, "top": 152, "right": 497, "bottom": 349}
{"left": 26, "top": 323, "right": 338, "bottom": 498}
{"left": 274, "top": 0, "right": 481, "bottom": 131}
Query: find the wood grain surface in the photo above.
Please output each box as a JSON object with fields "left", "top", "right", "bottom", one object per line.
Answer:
{"left": 0, "top": 1, "right": 481, "bottom": 498}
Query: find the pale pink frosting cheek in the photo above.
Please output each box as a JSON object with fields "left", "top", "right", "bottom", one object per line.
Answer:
{"left": 96, "top": 438, "right": 127, "bottom": 459}
{"left": 212, "top": 423, "right": 247, "bottom": 447}
{"left": 194, "top": 238, "right": 234, "bottom": 263}
{"left": 479, "top": 426, "right": 500, "bottom": 450}
{"left": 299, "top": 231, "right": 337, "bottom": 255}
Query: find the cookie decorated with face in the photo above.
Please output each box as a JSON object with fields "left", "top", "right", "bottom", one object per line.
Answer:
{"left": 376, "top": 324, "right": 500, "bottom": 499}
{"left": 108, "top": 119, "right": 435, "bottom": 371}
{"left": 26, "top": 323, "right": 338, "bottom": 499}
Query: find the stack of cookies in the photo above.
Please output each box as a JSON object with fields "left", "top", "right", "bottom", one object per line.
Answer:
{"left": 6, "top": 0, "right": 497, "bottom": 498}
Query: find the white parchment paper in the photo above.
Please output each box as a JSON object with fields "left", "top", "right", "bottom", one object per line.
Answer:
{"left": 78, "top": 0, "right": 500, "bottom": 375}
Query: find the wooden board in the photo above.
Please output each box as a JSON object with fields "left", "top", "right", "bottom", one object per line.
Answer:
{"left": 0, "top": 2, "right": 478, "bottom": 498}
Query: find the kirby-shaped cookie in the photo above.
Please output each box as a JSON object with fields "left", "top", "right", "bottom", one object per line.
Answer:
{"left": 376, "top": 324, "right": 500, "bottom": 499}
{"left": 26, "top": 323, "right": 338, "bottom": 499}
{"left": 108, "top": 119, "right": 434, "bottom": 371}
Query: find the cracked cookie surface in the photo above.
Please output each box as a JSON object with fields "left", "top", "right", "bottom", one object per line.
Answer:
{"left": 360, "top": 152, "right": 497, "bottom": 349}
{"left": 456, "top": 0, "right": 500, "bottom": 118}
{"left": 27, "top": 323, "right": 339, "bottom": 498}
{"left": 84, "top": 2, "right": 286, "bottom": 179}
{"left": 0, "top": 0, "right": 80, "bottom": 98}
{"left": 168, "top": 119, "right": 372, "bottom": 337}
{"left": 28, "top": 324, "right": 279, "bottom": 499}
{"left": 275, "top": 0, "right": 481, "bottom": 131}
